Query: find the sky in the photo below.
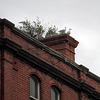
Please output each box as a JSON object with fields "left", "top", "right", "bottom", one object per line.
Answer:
{"left": 0, "top": 0, "right": 100, "bottom": 76}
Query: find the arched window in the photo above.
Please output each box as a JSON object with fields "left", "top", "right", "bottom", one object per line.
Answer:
{"left": 51, "top": 86, "right": 60, "bottom": 100}
{"left": 30, "top": 75, "right": 40, "bottom": 100}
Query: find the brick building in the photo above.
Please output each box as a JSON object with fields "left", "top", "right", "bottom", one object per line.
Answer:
{"left": 0, "top": 18, "right": 100, "bottom": 100}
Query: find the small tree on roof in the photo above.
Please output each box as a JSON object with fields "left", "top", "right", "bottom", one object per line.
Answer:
{"left": 46, "top": 25, "right": 58, "bottom": 37}
{"left": 18, "top": 18, "right": 58, "bottom": 39}
{"left": 19, "top": 18, "right": 45, "bottom": 39}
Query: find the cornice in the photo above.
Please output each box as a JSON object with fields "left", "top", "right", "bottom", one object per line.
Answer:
{"left": 87, "top": 72, "right": 100, "bottom": 83}
{"left": 40, "top": 33, "right": 79, "bottom": 48}
{"left": 0, "top": 18, "right": 14, "bottom": 28}
{"left": 79, "top": 65, "right": 100, "bottom": 83}
{"left": 0, "top": 37, "right": 100, "bottom": 99}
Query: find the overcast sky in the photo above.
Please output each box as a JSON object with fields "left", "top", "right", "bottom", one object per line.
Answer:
{"left": 1, "top": 0, "right": 100, "bottom": 76}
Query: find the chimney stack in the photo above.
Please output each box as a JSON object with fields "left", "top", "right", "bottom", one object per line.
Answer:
{"left": 40, "top": 34, "right": 78, "bottom": 62}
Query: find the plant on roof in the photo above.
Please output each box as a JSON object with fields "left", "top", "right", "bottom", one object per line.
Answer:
{"left": 18, "top": 18, "right": 58, "bottom": 39}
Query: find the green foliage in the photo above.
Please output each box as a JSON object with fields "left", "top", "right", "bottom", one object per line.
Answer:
{"left": 19, "top": 18, "right": 45, "bottom": 39}
{"left": 18, "top": 18, "right": 58, "bottom": 39}
{"left": 46, "top": 26, "right": 58, "bottom": 36}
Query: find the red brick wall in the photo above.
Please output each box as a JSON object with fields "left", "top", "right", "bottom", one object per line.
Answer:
{"left": 86, "top": 76, "right": 100, "bottom": 93}
{"left": 3, "top": 50, "right": 79, "bottom": 100}
{"left": 1, "top": 24, "right": 100, "bottom": 99}
{"left": 79, "top": 71, "right": 100, "bottom": 93}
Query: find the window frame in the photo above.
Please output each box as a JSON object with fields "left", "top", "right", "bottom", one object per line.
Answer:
{"left": 30, "top": 75, "right": 40, "bottom": 100}
{"left": 51, "top": 86, "right": 60, "bottom": 100}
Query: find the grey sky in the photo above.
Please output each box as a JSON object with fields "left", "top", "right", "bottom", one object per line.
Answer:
{"left": 1, "top": 0, "right": 100, "bottom": 76}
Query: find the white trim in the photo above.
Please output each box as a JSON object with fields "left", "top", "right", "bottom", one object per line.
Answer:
{"left": 30, "top": 95, "right": 38, "bottom": 100}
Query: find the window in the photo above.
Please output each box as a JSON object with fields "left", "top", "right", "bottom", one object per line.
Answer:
{"left": 51, "top": 86, "right": 60, "bottom": 100}
{"left": 30, "top": 75, "right": 40, "bottom": 100}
